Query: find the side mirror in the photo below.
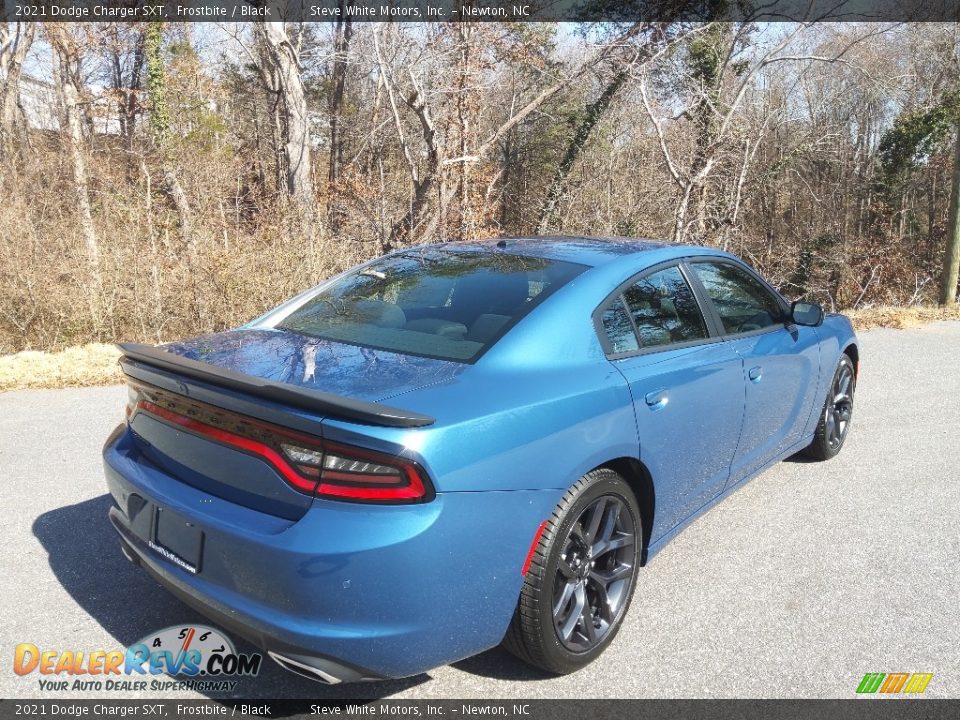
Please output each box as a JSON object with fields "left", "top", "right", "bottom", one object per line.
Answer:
{"left": 791, "top": 301, "right": 824, "bottom": 327}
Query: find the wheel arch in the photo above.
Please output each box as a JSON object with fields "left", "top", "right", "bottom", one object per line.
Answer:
{"left": 842, "top": 342, "right": 859, "bottom": 378}
{"left": 598, "top": 456, "right": 655, "bottom": 565}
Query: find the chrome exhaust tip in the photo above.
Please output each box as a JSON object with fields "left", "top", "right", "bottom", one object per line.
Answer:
{"left": 267, "top": 651, "right": 343, "bottom": 684}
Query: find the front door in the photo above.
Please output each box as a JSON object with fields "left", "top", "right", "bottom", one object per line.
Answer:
{"left": 686, "top": 260, "right": 821, "bottom": 483}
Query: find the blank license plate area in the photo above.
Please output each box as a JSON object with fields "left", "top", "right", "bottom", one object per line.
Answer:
{"left": 152, "top": 506, "right": 204, "bottom": 574}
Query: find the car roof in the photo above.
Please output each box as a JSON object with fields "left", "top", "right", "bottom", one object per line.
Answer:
{"left": 436, "top": 236, "right": 718, "bottom": 268}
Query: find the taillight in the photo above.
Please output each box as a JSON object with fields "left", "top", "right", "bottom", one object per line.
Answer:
{"left": 276, "top": 438, "right": 429, "bottom": 501}
{"left": 316, "top": 441, "right": 428, "bottom": 501}
{"left": 126, "top": 380, "right": 433, "bottom": 503}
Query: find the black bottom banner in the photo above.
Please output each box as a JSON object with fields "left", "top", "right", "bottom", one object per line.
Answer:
{"left": 2, "top": 700, "right": 959, "bottom": 720}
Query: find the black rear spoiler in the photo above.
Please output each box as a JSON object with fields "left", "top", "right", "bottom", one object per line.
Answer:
{"left": 116, "top": 342, "right": 436, "bottom": 429}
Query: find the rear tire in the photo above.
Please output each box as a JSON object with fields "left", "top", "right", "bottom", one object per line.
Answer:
{"left": 503, "top": 468, "right": 642, "bottom": 674}
{"left": 804, "top": 354, "right": 856, "bottom": 461}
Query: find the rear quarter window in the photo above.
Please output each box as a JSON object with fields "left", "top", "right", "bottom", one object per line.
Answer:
{"left": 600, "top": 301, "right": 640, "bottom": 355}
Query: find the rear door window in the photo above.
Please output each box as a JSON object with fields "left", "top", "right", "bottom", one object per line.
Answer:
{"left": 621, "top": 266, "right": 708, "bottom": 348}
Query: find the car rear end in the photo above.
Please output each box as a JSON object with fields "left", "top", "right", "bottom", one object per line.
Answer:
{"left": 106, "top": 357, "right": 440, "bottom": 680}
{"left": 103, "top": 246, "right": 588, "bottom": 681}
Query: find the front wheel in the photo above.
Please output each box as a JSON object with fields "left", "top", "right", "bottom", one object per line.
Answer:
{"left": 502, "top": 468, "right": 642, "bottom": 674}
{"left": 805, "top": 354, "right": 856, "bottom": 461}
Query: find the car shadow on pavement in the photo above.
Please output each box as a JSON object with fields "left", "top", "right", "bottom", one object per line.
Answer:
{"left": 32, "top": 494, "right": 428, "bottom": 701}
{"left": 451, "top": 646, "right": 555, "bottom": 682}
{"left": 783, "top": 452, "right": 817, "bottom": 464}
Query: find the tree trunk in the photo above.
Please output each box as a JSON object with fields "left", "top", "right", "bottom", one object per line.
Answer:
{"left": 254, "top": 21, "right": 315, "bottom": 212}
{"left": 145, "top": 23, "right": 169, "bottom": 140}
{"left": 0, "top": 22, "right": 35, "bottom": 160}
{"left": 145, "top": 22, "right": 196, "bottom": 261}
{"left": 327, "top": 8, "right": 353, "bottom": 231}
{"left": 47, "top": 23, "right": 102, "bottom": 331}
{"left": 386, "top": 84, "right": 440, "bottom": 250}
{"left": 163, "top": 167, "right": 197, "bottom": 259}
{"left": 941, "top": 126, "right": 960, "bottom": 305}
{"left": 254, "top": 21, "right": 317, "bottom": 257}
{"left": 453, "top": 23, "right": 474, "bottom": 240}
{"left": 110, "top": 30, "right": 145, "bottom": 141}
{"left": 327, "top": 12, "right": 353, "bottom": 230}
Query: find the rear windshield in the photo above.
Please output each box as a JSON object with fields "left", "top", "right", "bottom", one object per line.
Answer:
{"left": 274, "top": 249, "right": 586, "bottom": 362}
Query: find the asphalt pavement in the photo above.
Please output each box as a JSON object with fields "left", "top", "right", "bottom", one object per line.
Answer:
{"left": 1, "top": 322, "right": 958, "bottom": 699}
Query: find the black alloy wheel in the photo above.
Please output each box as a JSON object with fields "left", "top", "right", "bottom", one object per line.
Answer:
{"left": 552, "top": 495, "right": 636, "bottom": 652}
{"left": 805, "top": 353, "right": 856, "bottom": 461}
{"left": 503, "top": 468, "right": 642, "bottom": 674}
{"left": 825, "top": 360, "right": 855, "bottom": 450}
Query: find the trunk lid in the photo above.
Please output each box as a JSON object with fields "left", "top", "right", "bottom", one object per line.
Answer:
{"left": 120, "top": 329, "right": 461, "bottom": 519}
{"left": 161, "top": 328, "right": 463, "bottom": 403}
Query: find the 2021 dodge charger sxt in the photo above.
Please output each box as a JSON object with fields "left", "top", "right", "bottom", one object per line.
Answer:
{"left": 103, "top": 237, "right": 858, "bottom": 683}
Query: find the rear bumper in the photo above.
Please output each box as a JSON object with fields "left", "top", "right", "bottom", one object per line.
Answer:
{"left": 103, "top": 425, "right": 557, "bottom": 679}
{"left": 110, "top": 517, "right": 375, "bottom": 683}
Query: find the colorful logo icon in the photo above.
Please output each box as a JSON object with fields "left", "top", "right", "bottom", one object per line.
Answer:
{"left": 856, "top": 672, "right": 933, "bottom": 695}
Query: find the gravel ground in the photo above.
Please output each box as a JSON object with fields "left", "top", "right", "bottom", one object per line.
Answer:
{"left": 1, "top": 322, "right": 958, "bottom": 700}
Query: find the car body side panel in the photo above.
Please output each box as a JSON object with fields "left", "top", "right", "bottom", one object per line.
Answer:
{"left": 319, "top": 363, "right": 639, "bottom": 494}
{"left": 611, "top": 341, "right": 746, "bottom": 540}
{"left": 644, "top": 429, "right": 818, "bottom": 562}
{"left": 726, "top": 324, "right": 822, "bottom": 483}
{"left": 642, "top": 313, "right": 857, "bottom": 562}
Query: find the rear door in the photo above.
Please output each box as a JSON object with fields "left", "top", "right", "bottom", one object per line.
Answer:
{"left": 597, "top": 263, "right": 746, "bottom": 538}
{"left": 685, "top": 259, "right": 821, "bottom": 484}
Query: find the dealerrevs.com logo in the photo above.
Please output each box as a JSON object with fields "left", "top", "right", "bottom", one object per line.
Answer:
{"left": 14, "top": 625, "right": 261, "bottom": 693}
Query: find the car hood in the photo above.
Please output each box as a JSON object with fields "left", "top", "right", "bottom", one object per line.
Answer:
{"left": 160, "top": 328, "right": 466, "bottom": 404}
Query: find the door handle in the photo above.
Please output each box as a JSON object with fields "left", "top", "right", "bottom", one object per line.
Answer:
{"left": 644, "top": 389, "right": 668, "bottom": 411}
{"left": 748, "top": 365, "right": 763, "bottom": 383}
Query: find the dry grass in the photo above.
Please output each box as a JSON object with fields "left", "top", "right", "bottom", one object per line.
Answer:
{"left": 0, "top": 343, "right": 122, "bottom": 392}
{"left": 1, "top": 305, "right": 958, "bottom": 392}
{"left": 847, "top": 304, "right": 960, "bottom": 331}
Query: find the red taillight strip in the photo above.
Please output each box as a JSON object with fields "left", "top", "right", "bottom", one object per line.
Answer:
{"left": 137, "top": 400, "right": 319, "bottom": 493}
{"left": 131, "top": 394, "right": 432, "bottom": 502}
{"left": 521, "top": 521, "right": 549, "bottom": 576}
{"left": 318, "top": 463, "right": 427, "bottom": 501}
{"left": 127, "top": 379, "right": 323, "bottom": 447}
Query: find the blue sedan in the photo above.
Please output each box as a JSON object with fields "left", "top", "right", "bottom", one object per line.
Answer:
{"left": 103, "top": 237, "right": 858, "bottom": 682}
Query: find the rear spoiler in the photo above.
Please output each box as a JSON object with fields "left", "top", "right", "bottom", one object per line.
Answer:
{"left": 116, "top": 342, "right": 436, "bottom": 429}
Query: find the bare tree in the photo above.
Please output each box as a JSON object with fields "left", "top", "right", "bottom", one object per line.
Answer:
{"left": 375, "top": 22, "right": 652, "bottom": 248}
{"left": 640, "top": 23, "right": 892, "bottom": 245}
{"left": 46, "top": 23, "right": 102, "bottom": 330}
{"left": 254, "top": 20, "right": 316, "bottom": 232}
{"left": 96, "top": 24, "right": 145, "bottom": 141}
{"left": 372, "top": 25, "right": 441, "bottom": 251}
{"left": 0, "top": 22, "right": 35, "bottom": 158}
{"left": 536, "top": 23, "right": 691, "bottom": 232}
{"left": 144, "top": 22, "right": 196, "bottom": 260}
{"left": 327, "top": 5, "right": 353, "bottom": 195}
